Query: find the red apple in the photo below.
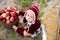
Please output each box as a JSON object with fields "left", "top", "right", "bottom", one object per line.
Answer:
{"left": 16, "top": 11, "right": 19, "bottom": 15}
{"left": 0, "top": 10, "right": 5, "bottom": 14}
{"left": 11, "top": 7, "right": 16, "bottom": 10}
{"left": 6, "top": 12, "right": 10, "bottom": 16}
{"left": 6, "top": 16, "right": 10, "bottom": 20}
{"left": 6, "top": 20, "right": 10, "bottom": 24}
{"left": 10, "top": 12, "right": 16, "bottom": 17}
{"left": 1, "top": 13, "right": 7, "bottom": 18}
{"left": 10, "top": 17, "right": 14, "bottom": 22}
{"left": 14, "top": 16, "right": 18, "bottom": 20}
{"left": 7, "top": 7, "right": 16, "bottom": 12}
{"left": 0, "top": 16, "right": 3, "bottom": 20}
{"left": 2, "top": 19, "right": 6, "bottom": 23}
{"left": 7, "top": 7, "right": 10, "bottom": 10}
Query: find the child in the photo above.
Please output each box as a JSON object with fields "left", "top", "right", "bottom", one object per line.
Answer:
{"left": 12, "top": 6, "right": 41, "bottom": 37}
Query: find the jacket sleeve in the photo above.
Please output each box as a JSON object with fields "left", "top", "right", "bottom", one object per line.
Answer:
{"left": 19, "top": 11, "right": 25, "bottom": 16}
{"left": 16, "top": 27, "right": 24, "bottom": 36}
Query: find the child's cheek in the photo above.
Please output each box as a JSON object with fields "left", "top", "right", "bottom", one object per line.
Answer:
{"left": 26, "top": 16, "right": 30, "bottom": 22}
{"left": 30, "top": 18, "right": 34, "bottom": 21}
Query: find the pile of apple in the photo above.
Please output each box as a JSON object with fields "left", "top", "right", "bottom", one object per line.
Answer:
{"left": 0, "top": 7, "right": 19, "bottom": 24}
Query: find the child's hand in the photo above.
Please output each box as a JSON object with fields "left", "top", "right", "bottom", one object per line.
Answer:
{"left": 12, "top": 25, "right": 18, "bottom": 31}
{"left": 18, "top": 15, "right": 24, "bottom": 23}
{"left": 18, "top": 15, "right": 23, "bottom": 19}
{"left": 24, "top": 26, "right": 27, "bottom": 30}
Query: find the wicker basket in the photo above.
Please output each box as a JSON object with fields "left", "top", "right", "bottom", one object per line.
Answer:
{"left": 0, "top": 18, "right": 19, "bottom": 29}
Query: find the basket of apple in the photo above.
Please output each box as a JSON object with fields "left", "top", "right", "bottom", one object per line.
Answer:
{"left": 0, "top": 7, "right": 19, "bottom": 28}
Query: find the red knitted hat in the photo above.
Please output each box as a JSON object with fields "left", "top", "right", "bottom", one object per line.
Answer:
{"left": 28, "top": 6, "right": 39, "bottom": 18}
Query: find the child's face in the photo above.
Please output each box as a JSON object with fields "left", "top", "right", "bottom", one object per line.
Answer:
{"left": 25, "top": 10, "right": 35, "bottom": 23}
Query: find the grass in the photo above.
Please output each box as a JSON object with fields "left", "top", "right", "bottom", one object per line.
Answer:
{"left": 15, "top": 0, "right": 33, "bottom": 11}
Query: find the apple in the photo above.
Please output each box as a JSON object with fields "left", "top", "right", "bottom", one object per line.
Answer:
{"left": 7, "top": 7, "right": 16, "bottom": 10}
{"left": 10, "top": 12, "right": 16, "bottom": 17}
{"left": 6, "top": 20, "right": 10, "bottom": 24}
{"left": 14, "top": 16, "right": 18, "bottom": 20}
{"left": 0, "top": 10, "right": 2, "bottom": 14}
{"left": 16, "top": 11, "right": 19, "bottom": 15}
{"left": 1, "top": 13, "right": 7, "bottom": 18}
{"left": 11, "top": 7, "right": 16, "bottom": 10}
{"left": 0, "top": 10, "right": 5, "bottom": 14}
{"left": 7, "top": 7, "right": 16, "bottom": 12}
{"left": 2, "top": 19, "right": 6, "bottom": 23}
{"left": 6, "top": 12, "right": 10, "bottom": 16}
{"left": 6, "top": 16, "right": 10, "bottom": 20}
{"left": 10, "top": 17, "right": 14, "bottom": 22}
{"left": 0, "top": 16, "right": 3, "bottom": 20}
{"left": 7, "top": 7, "right": 10, "bottom": 10}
